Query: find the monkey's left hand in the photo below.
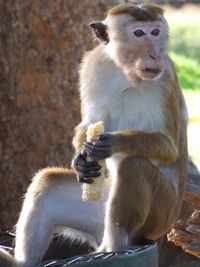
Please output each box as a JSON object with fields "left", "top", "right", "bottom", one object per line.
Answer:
{"left": 84, "top": 133, "right": 112, "bottom": 161}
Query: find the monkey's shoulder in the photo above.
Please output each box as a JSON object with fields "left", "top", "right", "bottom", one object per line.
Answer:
{"left": 82, "top": 46, "right": 112, "bottom": 65}
{"left": 80, "top": 46, "right": 131, "bottom": 93}
{"left": 80, "top": 46, "right": 123, "bottom": 79}
{"left": 165, "top": 56, "right": 180, "bottom": 87}
{"left": 164, "top": 56, "right": 188, "bottom": 122}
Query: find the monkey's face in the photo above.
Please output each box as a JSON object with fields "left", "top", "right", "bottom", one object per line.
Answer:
{"left": 105, "top": 17, "right": 168, "bottom": 81}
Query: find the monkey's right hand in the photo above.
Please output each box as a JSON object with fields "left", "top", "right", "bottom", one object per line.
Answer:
{"left": 71, "top": 150, "right": 101, "bottom": 184}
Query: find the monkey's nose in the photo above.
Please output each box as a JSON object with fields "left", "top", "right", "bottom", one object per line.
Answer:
{"left": 149, "top": 54, "right": 157, "bottom": 60}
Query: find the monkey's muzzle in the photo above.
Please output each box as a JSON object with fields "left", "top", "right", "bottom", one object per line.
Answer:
{"left": 143, "top": 67, "right": 161, "bottom": 74}
{"left": 138, "top": 67, "right": 162, "bottom": 80}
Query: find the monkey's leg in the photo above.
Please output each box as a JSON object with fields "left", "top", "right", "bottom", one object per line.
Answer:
{"left": 0, "top": 248, "right": 15, "bottom": 267}
{"left": 14, "top": 168, "right": 106, "bottom": 267}
{"left": 99, "top": 156, "right": 151, "bottom": 252}
{"left": 100, "top": 156, "right": 178, "bottom": 252}
{"left": 141, "top": 166, "right": 179, "bottom": 241}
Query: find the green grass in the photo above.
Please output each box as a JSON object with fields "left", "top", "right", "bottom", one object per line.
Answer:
{"left": 168, "top": 22, "right": 200, "bottom": 91}
{"left": 170, "top": 52, "right": 200, "bottom": 91}
{"left": 184, "top": 91, "right": 200, "bottom": 169}
{"left": 169, "top": 24, "right": 200, "bottom": 62}
{"left": 167, "top": 19, "right": 200, "bottom": 169}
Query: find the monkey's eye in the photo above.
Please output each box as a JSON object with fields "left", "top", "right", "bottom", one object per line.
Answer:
{"left": 151, "top": 29, "right": 160, "bottom": 36}
{"left": 134, "top": 30, "right": 145, "bottom": 37}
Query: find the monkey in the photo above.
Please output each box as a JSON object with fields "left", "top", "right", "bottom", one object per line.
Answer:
{"left": 0, "top": 3, "right": 188, "bottom": 267}
{"left": 72, "top": 2, "right": 188, "bottom": 252}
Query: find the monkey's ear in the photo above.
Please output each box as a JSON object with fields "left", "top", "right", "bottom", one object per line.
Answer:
{"left": 89, "top": 21, "right": 109, "bottom": 45}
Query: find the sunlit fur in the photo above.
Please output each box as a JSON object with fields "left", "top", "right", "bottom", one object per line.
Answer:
{"left": 1, "top": 167, "right": 111, "bottom": 267}
{"left": 0, "top": 3, "right": 188, "bottom": 267}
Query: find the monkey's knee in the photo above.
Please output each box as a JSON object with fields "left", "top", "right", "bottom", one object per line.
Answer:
{"left": 0, "top": 248, "right": 14, "bottom": 267}
{"left": 15, "top": 168, "right": 75, "bottom": 266}
{"left": 100, "top": 226, "right": 129, "bottom": 252}
{"left": 21, "top": 167, "right": 76, "bottom": 209}
{"left": 30, "top": 167, "right": 75, "bottom": 192}
{"left": 18, "top": 167, "right": 76, "bottom": 226}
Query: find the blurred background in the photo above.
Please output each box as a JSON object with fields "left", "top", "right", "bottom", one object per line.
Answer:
{"left": 0, "top": 1, "right": 199, "bottom": 263}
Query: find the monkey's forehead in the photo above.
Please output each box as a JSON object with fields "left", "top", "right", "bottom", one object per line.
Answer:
{"left": 104, "top": 15, "right": 167, "bottom": 32}
{"left": 126, "top": 20, "right": 166, "bottom": 31}
{"left": 107, "top": 3, "right": 164, "bottom": 20}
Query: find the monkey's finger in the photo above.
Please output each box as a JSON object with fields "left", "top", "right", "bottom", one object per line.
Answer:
{"left": 98, "top": 133, "right": 112, "bottom": 142}
{"left": 77, "top": 175, "right": 94, "bottom": 184}
{"left": 74, "top": 152, "right": 97, "bottom": 167}
{"left": 77, "top": 170, "right": 101, "bottom": 183}
{"left": 92, "top": 152, "right": 110, "bottom": 161}
{"left": 93, "top": 140, "right": 111, "bottom": 148}
{"left": 85, "top": 139, "right": 111, "bottom": 148}
{"left": 72, "top": 152, "right": 88, "bottom": 172}
{"left": 76, "top": 163, "right": 101, "bottom": 173}
{"left": 77, "top": 171, "right": 101, "bottom": 179}
{"left": 84, "top": 143, "right": 111, "bottom": 160}
{"left": 83, "top": 142, "right": 93, "bottom": 154}
{"left": 86, "top": 147, "right": 110, "bottom": 160}
{"left": 78, "top": 159, "right": 100, "bottom": 168}
{"left": 76, "top": 156, "right": 101, "bottom": 172}
{"left": 84, "top": 142, "right": 110, "bottom": 153}
{"left": 91, "top": 137, "right": 111, "bottom": 147}
{"left": 80, "top": 149, "right": 87, "bottom": 158}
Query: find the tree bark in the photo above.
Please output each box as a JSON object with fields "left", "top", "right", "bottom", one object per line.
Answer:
{"left": 0, "top": 0, "right": 117, "bottom": 231}
{"left": 167, "top": 210, "right": 200, "bottom": 259}
{"left": 184, "top": 183, "right": 200, "bottom": 206}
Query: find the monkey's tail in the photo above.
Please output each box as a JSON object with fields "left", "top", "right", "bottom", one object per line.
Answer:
{"left": 0, "top": 248, "right": 16, "bottom": 267}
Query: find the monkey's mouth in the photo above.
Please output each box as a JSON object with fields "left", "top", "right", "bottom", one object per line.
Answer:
{"left": 142, "top": 67, "right": 161, "bottom": 74}
{"left": 137, "top": 67, "right": 162, "bottom": 80}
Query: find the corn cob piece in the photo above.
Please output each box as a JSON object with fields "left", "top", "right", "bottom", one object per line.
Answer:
{"left": 82, "top": 121, "right": 106, "bottom": 201}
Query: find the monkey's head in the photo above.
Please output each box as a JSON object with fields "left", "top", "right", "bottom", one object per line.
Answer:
{"left": 90, "top": 3, "right": 168, "bottom": 81}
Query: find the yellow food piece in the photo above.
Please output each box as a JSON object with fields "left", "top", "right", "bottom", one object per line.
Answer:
{"left": 82, "top": 121, "right": 106, "bottom": 201}
{"left": 86, "top": 121, "right": 105, "bottom": 142}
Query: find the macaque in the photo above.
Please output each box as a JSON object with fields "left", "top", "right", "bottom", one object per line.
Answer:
{"left": 73, "top": 2, "right": 188, "bottom": 251}
{"left": 0, "top": 3, "right": 188, "bottom": 267}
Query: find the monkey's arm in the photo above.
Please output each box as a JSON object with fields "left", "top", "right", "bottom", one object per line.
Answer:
{"left": 84, "top": 130, "right": 178, "bottom": 165}
{"left": 113, "top": 130, "right": 178, "bottom": 164}
{"left": 72, "top": 125, "right": 87, "bottom": 153}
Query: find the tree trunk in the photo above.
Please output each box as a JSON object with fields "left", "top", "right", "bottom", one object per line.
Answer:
{"left": 0, "top": 0, "right": 117, "bottom": 231}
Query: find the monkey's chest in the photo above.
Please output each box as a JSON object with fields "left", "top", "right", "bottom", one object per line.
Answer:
{"left": 104, "top": 90, "right": 165, "bottom": 133}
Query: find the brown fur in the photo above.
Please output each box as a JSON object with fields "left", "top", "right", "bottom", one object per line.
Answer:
{"left": 30, "top": 167, "right": 75, "bottom": 199}
{"left": 108, "top": 3, "right": 164, "bottom": 21}
{"left": 114, "top": 157, "right": 178, "bottom": 240}
{"left": 72, "top": 127, "right": 87, "bottom": 153}
{"left": 112, "top": 131, "right": 178, "bottom": 165}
